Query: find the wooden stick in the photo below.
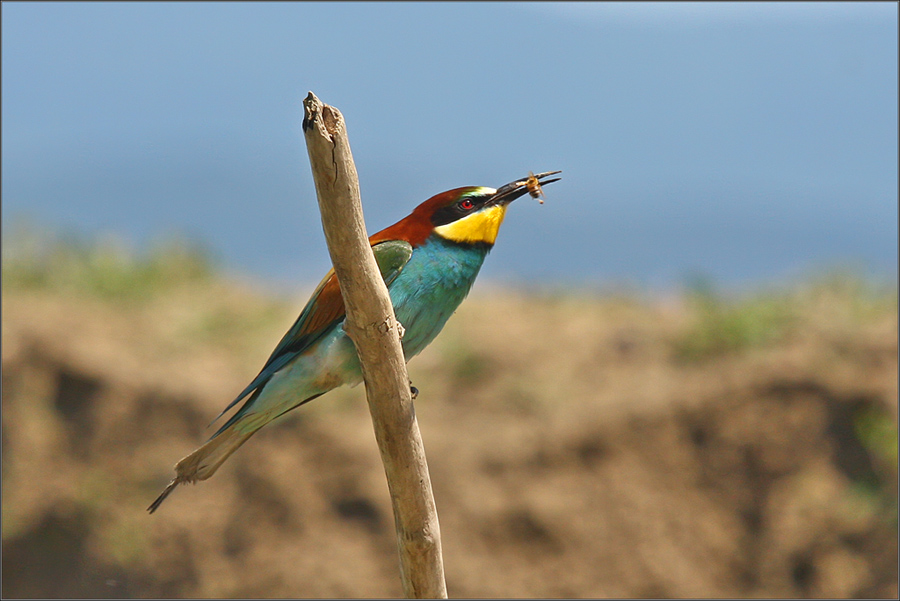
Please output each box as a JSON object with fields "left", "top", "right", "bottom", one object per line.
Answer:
{"left": 301, "top": 91, "right": 448, "bottom": 599}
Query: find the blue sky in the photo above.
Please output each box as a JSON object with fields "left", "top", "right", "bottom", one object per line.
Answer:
{"left": 2, "top": 2, "right": 897, "bottom": 291}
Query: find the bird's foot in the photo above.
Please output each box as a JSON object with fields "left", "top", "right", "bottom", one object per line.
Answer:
{"left": 409, "top": 379, "right": 418, "bottom": 400}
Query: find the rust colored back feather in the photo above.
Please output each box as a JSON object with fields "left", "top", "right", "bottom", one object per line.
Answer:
{"left": 297, "top": 269, "right": 343, "bottom": 339}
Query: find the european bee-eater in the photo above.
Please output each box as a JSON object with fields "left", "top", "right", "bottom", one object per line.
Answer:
{"left": 148, "top": 171, "right": 561, "bottom": 513}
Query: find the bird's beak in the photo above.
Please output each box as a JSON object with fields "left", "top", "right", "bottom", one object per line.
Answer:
{"left": 490, "top": 170, "right": 562, "bottom": 205}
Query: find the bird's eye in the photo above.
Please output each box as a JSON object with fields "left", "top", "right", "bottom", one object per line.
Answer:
{"left": 459, "top": 198, "right": 475, "bottom": 210}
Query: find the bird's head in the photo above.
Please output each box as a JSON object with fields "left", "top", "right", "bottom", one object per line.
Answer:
{"left": 378, "top": 171, "right": 561, "bottom": 247}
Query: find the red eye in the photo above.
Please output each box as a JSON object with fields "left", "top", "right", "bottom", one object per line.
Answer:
{"left": 459, "top": 199, "right": 475, "bottom": 210}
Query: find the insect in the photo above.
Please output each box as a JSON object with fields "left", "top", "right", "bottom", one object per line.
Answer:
{"left": 519, "top": 170, "right": 560, "bottom": 204}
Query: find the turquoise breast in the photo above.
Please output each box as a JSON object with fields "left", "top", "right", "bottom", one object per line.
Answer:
{"left": 389, "top": 235, "right": 490, "bottom": 359}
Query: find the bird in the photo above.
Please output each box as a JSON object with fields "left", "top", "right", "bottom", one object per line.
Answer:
{"left": 148, "top": 170, "right": 561, "bottom": 513}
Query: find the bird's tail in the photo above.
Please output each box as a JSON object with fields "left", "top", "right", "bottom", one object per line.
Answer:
{"left": 147, "top": 423, "right": 256, "bottom": 514}
{"left": 148, "top": 390, "right": 327, "bottom": 514}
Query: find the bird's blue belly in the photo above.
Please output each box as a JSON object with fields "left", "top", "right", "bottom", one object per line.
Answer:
{"left": 389, "top": 235, "right": 489, "bottom": 358}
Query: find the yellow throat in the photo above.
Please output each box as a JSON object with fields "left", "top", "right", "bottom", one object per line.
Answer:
{"left": 433, "top": 203, "right": 509, "bottom": 245}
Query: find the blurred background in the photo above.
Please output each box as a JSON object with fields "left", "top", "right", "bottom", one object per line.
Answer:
{"left": 2, "top": 2, "right": 897, "bottom": 598}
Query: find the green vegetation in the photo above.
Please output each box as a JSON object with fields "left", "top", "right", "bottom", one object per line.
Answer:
{"left": 854, "top": 402, "right": 900, "bottom": 522}
{"left": 855, "top": 404, "right": 899, "bottom": 472}
{"left": 673, "top": 272, "right": 897, "bottom": 362}
{"left": 2, "top": 222, "right": 215, "bottom": 301}
{"left": 673, "top": 276, "right": 797, "bottom": 361}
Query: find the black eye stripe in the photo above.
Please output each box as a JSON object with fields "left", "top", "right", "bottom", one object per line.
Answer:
{"left": 430, "top": 196, "right": 487, "bottom": 227}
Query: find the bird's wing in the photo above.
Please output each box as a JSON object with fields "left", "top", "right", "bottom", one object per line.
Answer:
{"left": 264, "top": 238, "right": 413, "bottom": 365}
{"left": 210, "top": 239, "right": 414, "bottom": 427}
